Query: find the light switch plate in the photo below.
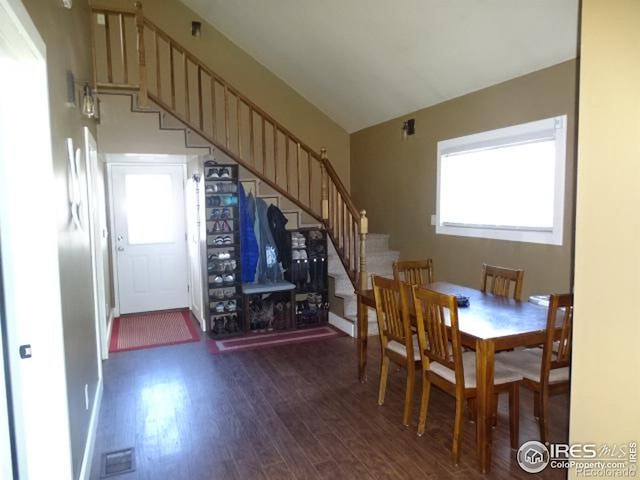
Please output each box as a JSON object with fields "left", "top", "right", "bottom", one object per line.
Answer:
{"left": 430, "top": 214, "right": 436, "bottom": 226}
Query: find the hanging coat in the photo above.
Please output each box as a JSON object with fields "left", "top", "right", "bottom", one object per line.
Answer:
{"left": 238, "top": 183, "right": 259, "bottom": 283}
{"left": 267, "top": 204, "right": 291, "bottom": 271}
{"left": 254, "top": 198, "right": 283, "bottom": 283}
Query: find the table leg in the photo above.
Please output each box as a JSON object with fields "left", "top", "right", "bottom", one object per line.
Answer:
{"left": 357, "top": 294, "right": 368, "bottom": 383}
{"left": 476, "top": 339, "right": 495, "bottom": 474}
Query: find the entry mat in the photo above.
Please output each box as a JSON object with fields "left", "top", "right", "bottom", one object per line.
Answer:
{"left": 208, "top": 325, "right": 345, "bottom": 355}
{"left": 109, "top": 309, "right": 200, "bottom": 353}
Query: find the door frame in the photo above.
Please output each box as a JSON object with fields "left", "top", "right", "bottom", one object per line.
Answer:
{"left": 84, "top": 128, "right": 109, "bottom": 361}
{"left": 0, "top": 0, "right": 74, "bottom": 477}
{"left": 107, "top": 161, "right": 188, "bottom": 316}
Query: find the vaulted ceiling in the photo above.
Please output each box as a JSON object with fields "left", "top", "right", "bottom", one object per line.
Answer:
{"left": 180, "top": 0, "right": 579, "bottom": 133}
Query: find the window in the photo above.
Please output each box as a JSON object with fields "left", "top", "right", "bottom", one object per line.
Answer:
{"left": 436, "top": 115, "right": 567, "bottom": 245}
{"left": 125, "top": 173, "right": 174, "bottom": 244}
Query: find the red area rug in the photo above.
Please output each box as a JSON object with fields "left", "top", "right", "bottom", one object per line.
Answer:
{"left": 208, "top": 325, "right": 345, "bottom": 355}
{"left": 109, "top": 309, "right": 200, "bottom": 353}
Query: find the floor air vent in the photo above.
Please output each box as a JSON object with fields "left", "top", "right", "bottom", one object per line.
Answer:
{"left": 100, "top": 447, "right": 136, "bottom": 478}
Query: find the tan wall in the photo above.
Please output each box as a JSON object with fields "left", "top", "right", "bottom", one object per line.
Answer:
{"left": 569, "top": 1, "right": 640, "bottom": 475}
{"left": 21, "top": 0, "right": 100, "bottom": 477}
{"left": 89, "top": 0, "right": 350, "bottom": 189}
{"left": 97, "top": 94, "right": 212, "bottom": 155}
{"left": 351, "top": 60, "right": 577, "bottom": 298}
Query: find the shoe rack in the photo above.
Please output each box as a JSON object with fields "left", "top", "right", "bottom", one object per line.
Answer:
{"left": 289, "top": 227, "right": 329, "bottom": 328}
{"left": 204, "top": 162, "right": 243, "bottom": 338}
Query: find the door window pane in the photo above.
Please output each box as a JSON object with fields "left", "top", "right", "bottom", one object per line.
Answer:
{"left": 125, "top": 174, "right": 174, "bottom": 244}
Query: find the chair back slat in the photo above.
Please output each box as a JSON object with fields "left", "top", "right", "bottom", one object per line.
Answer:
{"left": 412, "top": 286, "right": 462, "bottom": 380}
{"left": 393, "top": 259, "right": 434, "bottom": 286}
{"left": 372, "top": 275, "right": 411, "bottom": 346}
{"left": 546, "top": 293, "right": 573, "bottom": 370}
{"left": 481, "top": 263, "right": 524, "bottom": 300}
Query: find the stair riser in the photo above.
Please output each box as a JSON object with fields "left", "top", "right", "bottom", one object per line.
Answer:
{"left": 328, "top": 254, "right": 398, "bottom": 275}
{"left": 365, "top": 235, "right": 391, "bottom": 253}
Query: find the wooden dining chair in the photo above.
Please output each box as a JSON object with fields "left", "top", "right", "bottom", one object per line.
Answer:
{"left": 480, "top": 263, "right": 524, "bottom": 300}
{"left": 371, "top": 275, "right": 420, "bottom": 427}
{"left": 393, "top": 259, "right": 434, "bottom": 285}
{"left": 412, "top": 285, "right": 521, "bottom": 464}
{"left": 495, "top": 293, "right": 573, "bottom": 443}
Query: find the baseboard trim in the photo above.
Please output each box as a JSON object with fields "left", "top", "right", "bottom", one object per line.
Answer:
{"left": 78, "top": 379, "right": 103, "bottom": 480}
{"left": 106, "top": 307, "right": 115, "bottom": 349}
{"left": 329, "top": 312, "right": 355, "bottom": 337}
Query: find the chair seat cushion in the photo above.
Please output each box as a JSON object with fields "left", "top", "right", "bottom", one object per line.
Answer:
{"left": 495, "top": 349, "right": 570, "bottom": 384}
{"left": 429, "top": 351, "right": 521, "bottom": 388}
{"left": 386, "top": 335, "right": 421, "bottom": 361}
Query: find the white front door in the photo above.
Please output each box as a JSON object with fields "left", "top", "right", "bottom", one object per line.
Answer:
{"left": 110, "top": 164, "right": 189, "bottom": 314}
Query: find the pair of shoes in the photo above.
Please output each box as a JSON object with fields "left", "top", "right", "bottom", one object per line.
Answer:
{"left": 206, "top": 167, "right": 231, "bottom": 179}
{"left": 291, "top": 232, "right": 306, "bottom": 248}
{"left": 210, "top": 273, "right": 235, "bottom": 286}
{"left": 208, "top": 208, "right": 232, "bottom": 221}
{"left": 207, "top": 220, "right": 232, "bottom": 234}
{"left": 209, "top": 252, "right": 231, "bottom": 260}
{"left": 211, "top": 288, "right": 236, "bottom": 299}
{"left": 308, "top": 230, "right": 323, "bottom": 241}
{"left": 292, "top": 249, "right": 308, "bottom": 261}
{"left": 213, "top": 235, "right": 233, "bottom": 246}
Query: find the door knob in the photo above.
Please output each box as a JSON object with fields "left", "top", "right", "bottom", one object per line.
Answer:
{"left": 117, "top": 246, "right": 125, "bottom": 251}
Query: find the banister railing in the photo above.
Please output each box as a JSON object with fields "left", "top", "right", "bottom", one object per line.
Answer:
{"left": 91, "top": 2, "right": 368, "bottom": 290}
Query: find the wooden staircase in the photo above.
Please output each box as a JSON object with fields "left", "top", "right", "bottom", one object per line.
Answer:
{"left": 90, "top": 2, "right": 369, "bottom": 292}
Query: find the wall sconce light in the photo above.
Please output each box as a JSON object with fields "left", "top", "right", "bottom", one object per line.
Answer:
{"left": 191, "top": 21, "right": 202, "bottom": 37}
{"left": 61, "top": 0, "right": 73, "bottom": 9}
{"left": 401, "top": 118, "right": 415, "bottom": 140}
{"left": 82, "top": 83, "right": 96, "bottom": 118}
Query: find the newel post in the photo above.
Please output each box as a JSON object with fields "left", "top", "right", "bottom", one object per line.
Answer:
{"left": 320, "top": 147, "right": 329, "bottom": 221}
{"left": 134, "top": 1, "right": 148, "bottom": 107}
{"left": 358, "top": 210, "right": 368, "bottom": 291}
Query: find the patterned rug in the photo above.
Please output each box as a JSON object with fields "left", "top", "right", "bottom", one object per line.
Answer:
{"left": 109, "top": 309, "right": 200, "bottom": 353}
{"left": 208, "top": 325, "right": 345, "bottom": 355}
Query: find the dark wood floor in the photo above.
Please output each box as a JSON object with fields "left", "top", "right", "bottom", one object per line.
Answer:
{"left": 90, "top": 321, "right": 569, "bottom": 479}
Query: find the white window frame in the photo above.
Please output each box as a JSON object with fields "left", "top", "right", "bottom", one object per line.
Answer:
{"left": 435, "top": 115, "right": 567, "bottom": 245}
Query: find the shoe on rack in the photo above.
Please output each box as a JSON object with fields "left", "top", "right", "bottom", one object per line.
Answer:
{"left": 223, "top": 235, "right": 233, "bottom": 245}
{"left": 299, "top": 250, "right": 308, "bottom": 261}
{"left": 223, "top": 273, "right": 235, "bottom": 284}
{"left": 292, "top": 250, "right": 301, "bottom": 261}
{"left": 214, "top": 302, "right": 225, "bottom": 313}
{"left": 220, "top": 167, "right": 231, "bottom": 179}
{"left": 225, "top": 300, "right": 236, "bottom": 312}
{"left": 206, "top": 167, "right": 219, "bottom": 179}
{"left": 212, "top": 275, "right": 223, "bottom": 286}
{"left": 221, "top": 195, "right": 238, "bottom": 206}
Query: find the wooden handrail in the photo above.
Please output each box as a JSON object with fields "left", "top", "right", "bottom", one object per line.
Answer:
{"left": 319, "top": 149, "right": 359, "bottom": 220}
{"left": 90, "top": 2, "right": 368, "bottom": 290}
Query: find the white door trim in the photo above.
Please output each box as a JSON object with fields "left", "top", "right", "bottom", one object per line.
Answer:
{"left": 84, "top": 127, "right": 109, "bottom": 362}
{"left": 107, "top": 161, "right": 188, "bottom": 315}
{"left": 0, "top": 0, "right": 73, "bottom": 478}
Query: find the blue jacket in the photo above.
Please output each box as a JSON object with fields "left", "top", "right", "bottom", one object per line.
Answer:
{"left": 238, "top": 183, "right": 258, "bottom": 282}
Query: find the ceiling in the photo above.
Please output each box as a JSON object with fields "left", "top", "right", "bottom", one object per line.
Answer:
{"left": 181, "top": 0, "right": 579, "bottom": 133}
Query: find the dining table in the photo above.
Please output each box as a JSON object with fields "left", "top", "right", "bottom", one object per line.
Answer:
{"left": 356, "top": 281, "right": 550, "bottom": 474}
